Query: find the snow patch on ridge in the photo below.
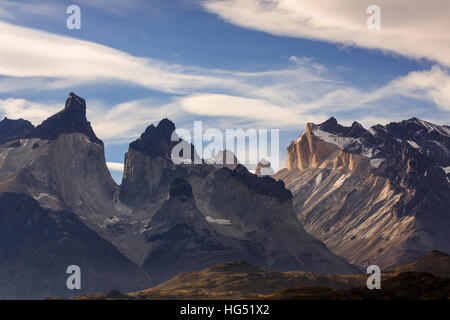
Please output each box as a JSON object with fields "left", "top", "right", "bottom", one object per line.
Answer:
{"left": 315, "top": 172, "right": 323, "bottom": 186}
{"left": 312, "top": 128, "right": 358, "bottom": 150}
{"left": 205, "top": 216, "right": 231, "bottom": 225}
{"left": 311, "top": 128, "right": 377, "bottom": 159}
{"left": 370, "top": 158, "right": 385, "bottom": 168}
{"left": 407, "top": 140, "right": 420, "bottom": 149}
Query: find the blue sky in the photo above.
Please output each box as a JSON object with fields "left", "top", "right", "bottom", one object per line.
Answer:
{"left": 0, "top": 0, "right": 449, "bottom": 183}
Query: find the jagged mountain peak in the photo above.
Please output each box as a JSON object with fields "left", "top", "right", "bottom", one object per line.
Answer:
{"left": 386, "top": 117, "right": 450, "bottom": 138}
{"left": 65, "top": 92, "right": 86, "bottom": 111}
{"left": 28, "top": 92, "right": 102, "bottom": 145}
{"left": 156, "top": 118, "right": 176, "bottom": 139}
{"left": 311, "top": 117, "right": 370, "bottom": 138}
{"left": 322, "top": 116, "right": 338, "bottom": 126}
{"left": 129, "top": 118, "right": 179, "bottom": 157}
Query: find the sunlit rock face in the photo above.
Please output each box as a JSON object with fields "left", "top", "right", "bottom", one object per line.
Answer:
{"left": 275, "top": 117, "right": 450, "bottom": 268}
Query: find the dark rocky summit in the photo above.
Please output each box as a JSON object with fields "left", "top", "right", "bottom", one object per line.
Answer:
{"left": 130, "top": 118, "right": 178, "bottom": 157}
{"left": 0, "top": 117, "right": 34, "bottom": 145}
{"left": 28, "top": 92, "right": 102, "bottom": 145}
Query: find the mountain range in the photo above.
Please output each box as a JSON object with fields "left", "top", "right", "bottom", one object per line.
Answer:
{"left": 274, "top": 117, "right": 450, "bottom": 268}
{"left": 0, "top": 93, "right": 357, "bottom": 299}
{"left": 0, "top": 93, "right": 448, "bottom": 299}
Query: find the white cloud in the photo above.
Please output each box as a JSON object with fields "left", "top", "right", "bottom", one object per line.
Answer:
{"left": 88, "top": 99, "right": 183, "bottom": 143}
{"left": 203, "top": 0, "right": 450, "bottom": 67}
{"left": 304, "top": 66, "right": 450, "bottom": 113}
{"left": 180, "top": 94, "right": 304, "bottom": 126}
{"left": 0, "top": 98, "right": 60, "bottom": 124}
{"left": 0, "top": 96, "right": 184, "bottom": 143}
{"left": 0, "top": 20, "right": 244, "bottom": 94}
{"left": 2, "top": 65, "right": 449, "bottom": 143}
{"left": 106, "top": 162, "right": 124, "bottom": 172}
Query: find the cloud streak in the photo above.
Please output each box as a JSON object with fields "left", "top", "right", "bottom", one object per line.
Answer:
{"left": 0, "top": 17, "right": 449, "bottom": 142}
{"left": 202, "top": 0, "right": 450, "bottom": 67}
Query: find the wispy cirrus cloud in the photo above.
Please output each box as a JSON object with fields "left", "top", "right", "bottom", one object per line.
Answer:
{"left": 0, "top": 98, "right": 60, "bottom": 124}
{"left": 202, "top": 0, "right": 450, "bottom": 67}
{"left": 0, "top": 17, "right": 449, "bottom": 142}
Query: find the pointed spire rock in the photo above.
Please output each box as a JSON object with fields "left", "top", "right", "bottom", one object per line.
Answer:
{"left": 129, "top": 118, "right": 200, "bottom": 162}
{"left": 130, "top": 118, "right": 178, "bottom": 157}
{"left": 29, "top": 92, "right": 102, "bottom": 145}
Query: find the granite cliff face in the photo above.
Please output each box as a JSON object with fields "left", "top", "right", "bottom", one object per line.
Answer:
{"left": 274, "top": 117, "right": 450, "bottom": 268}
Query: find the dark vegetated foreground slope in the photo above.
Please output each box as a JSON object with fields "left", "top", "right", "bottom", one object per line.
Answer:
{"left": 71, "top": 251, "right": 450, "bottom": 300}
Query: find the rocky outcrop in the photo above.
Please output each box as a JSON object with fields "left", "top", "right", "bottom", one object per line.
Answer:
{"left": 275, "top": 117, "right": 450, "bottom": 268}
{"left": 0, "top": 117, "right": 34, "bottom": 145}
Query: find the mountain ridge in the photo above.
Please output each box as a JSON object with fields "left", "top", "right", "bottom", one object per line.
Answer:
{"left": 275, "top": 116, "right": 450, "bottom": 268}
